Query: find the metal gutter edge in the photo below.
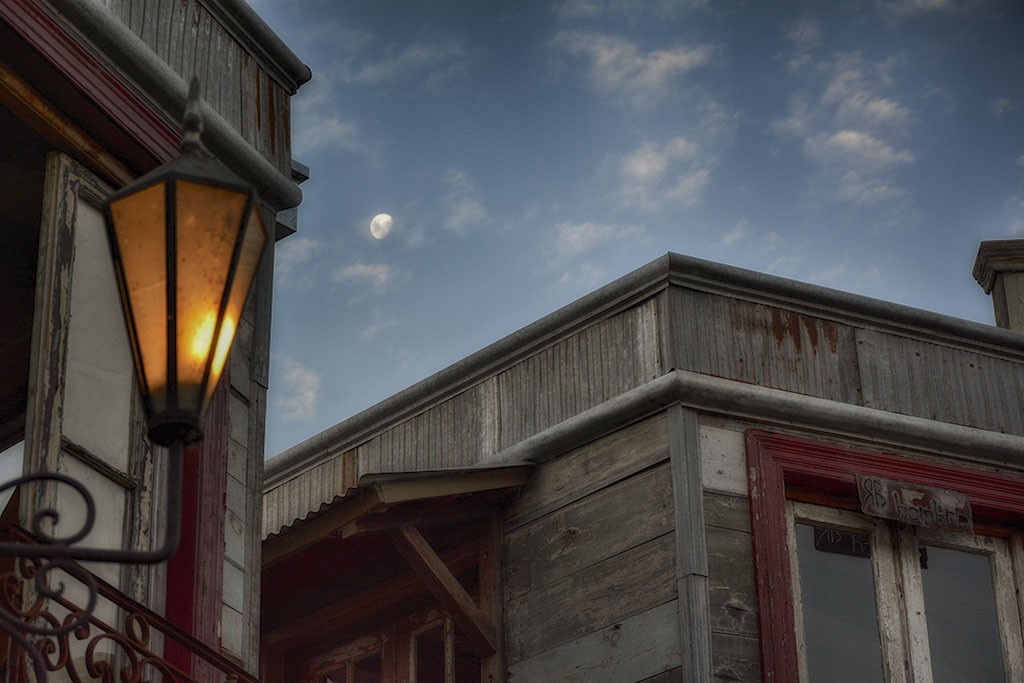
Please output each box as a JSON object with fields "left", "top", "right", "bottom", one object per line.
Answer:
{"left": 51, "top": 0, "right": 302, "bottom": 210}
{"left": 202, "top": 0, "right": 311, "bottom": 91}
{"left": 480, "top": 369, "right": 1024, "bottom": 469}
{"left": 263, "top": 255, "right": 674, "bottom": 487}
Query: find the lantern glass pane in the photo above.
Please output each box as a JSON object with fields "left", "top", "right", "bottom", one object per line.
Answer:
{"left": 108, "top": 183, "right": 168, "bottom": 410}
{"left": 203, "top": 200, "right": 267, "bottom": 405}
{"left": 174, "top": 180, "right": 247, "bottom": 411}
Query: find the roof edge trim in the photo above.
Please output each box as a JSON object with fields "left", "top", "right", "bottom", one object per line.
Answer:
{"left": 51, "top": 0, "right": 302, "bottom": 209}
{"left": 200, "top": 0, "right": 311, "bottom": 92}
{"left": 266, "top": 252, "right": 1021, "bottom": 487}
{"left": 264, "top": 369, "right": 1024, "bottom": 537}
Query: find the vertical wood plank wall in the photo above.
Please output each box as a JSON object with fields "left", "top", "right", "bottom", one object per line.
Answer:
{"left": 94, "top": 0, "right": 295, "bottom": 175}
{"left": 355, "top": 299, "right": 662, "bottom": 478}
{"left": 661, "top": 286, "right": 1024, "bottom": 434}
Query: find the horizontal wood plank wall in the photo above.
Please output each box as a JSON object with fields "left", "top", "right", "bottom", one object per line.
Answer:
{"left": 98, "top": 0, "right": 293, "bottom": 175}
{"left": 356, "top": 300, "right": 661, "bottom": 478}
{"left": 504, "top": 414, "right": 680, "bottom": 681}
{"left": 704, "top": 492, "right": 760, "bottom": 683}
{"left": 700, "top": 418, "right": 761, "bottom": 683}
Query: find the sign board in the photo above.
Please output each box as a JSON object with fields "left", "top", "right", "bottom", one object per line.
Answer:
{"left": 812, "top": 526, "right": 871, "bottom": 559}
{"left": 856, "top": 474, "right": 973, "bottom": 532}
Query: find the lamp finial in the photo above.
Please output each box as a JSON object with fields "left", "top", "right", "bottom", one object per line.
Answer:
{"left": 182, "top": 76, "right": 203, "bottom": 155}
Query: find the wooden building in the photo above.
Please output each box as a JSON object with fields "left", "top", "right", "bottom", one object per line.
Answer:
{"left": 0, "top": 0, "right": 307, "bottom": 679}
{"left": 262, "top": 246, "right": 1024, "bottom": 682}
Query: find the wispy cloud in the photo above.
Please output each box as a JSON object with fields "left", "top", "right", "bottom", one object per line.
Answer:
{"left": 275, "top": 237, "right": 322, "bottom": 291}
{"left": 442, "top": 170, "right": 488, "bottom": 234}
{"left": 339, "top": 39, "right": 471, "bottom": 89}
{"left": 554, "top": 0, "right": 709, "bottom": 21}
{"left": 619, "top": 137, "right": 710, "bottom": 210}
{"left": 720, "top": 220, "right": 751, "bottom": 247}
{"left": 549, "top": 220, "right": 644, "bottom": 289}
{"left": 874, "top": 0, "right": 995, "bottom": 18}
{"left": 556, "top": 31, "right": 713, "bottom": 105}
{"left": 549, "top": 219, "right": 643, "bottom": 288}
{"left": 804, "top": 130, "right": 914, "bottom": 172}
{"left": 787, "top": 18, "right": 822, "bottom": 51}
{"left": 555, "top": 221, "right": 620, "bottom": 257}
{"left": 333, "top": 262, "right": 396, "bottom": 290}
{"left": 274, "top": 357, "right": 321, "bottom": 424}
{"left": 554, "top": 0, "right": 604, "bottom": 18}
{"left": 359, "top": 310, "right": 398, "bottom": 342}
{"left": 290, "top": 25, "right": 471, "bottom": 158}
{"left": 292, "top": 77, "right": 378, "bottom": 159}
{"left": 773, "top": 49, "right": 916, "bottom": 212}
{"left": 991, "top": 97, "right": 1020, "bottom": 119}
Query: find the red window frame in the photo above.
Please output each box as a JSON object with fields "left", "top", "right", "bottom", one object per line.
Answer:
{"left": 745, "top": 430, "right": 1024, "bottom": 682}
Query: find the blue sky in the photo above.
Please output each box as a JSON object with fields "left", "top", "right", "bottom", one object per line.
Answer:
{"left": 248, "top": 0, "right": 1024, "bottom": 457}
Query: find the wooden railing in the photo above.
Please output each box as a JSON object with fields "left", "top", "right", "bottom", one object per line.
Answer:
{"left": 0, "top": 524, "right": 257, "bottom": 682}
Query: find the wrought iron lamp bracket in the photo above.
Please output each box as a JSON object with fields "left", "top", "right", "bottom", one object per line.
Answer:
{"left": 0, "top": 444, "right": 184, "bottom": 681}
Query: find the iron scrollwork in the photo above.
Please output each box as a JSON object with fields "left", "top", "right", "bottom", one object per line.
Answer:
{"left": 0, "top": 445, "right": 186, "bottom": 681}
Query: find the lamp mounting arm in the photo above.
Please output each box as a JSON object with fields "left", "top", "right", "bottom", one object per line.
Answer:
{"left": 0, "top": 442, "right": 183, "bottom": 564}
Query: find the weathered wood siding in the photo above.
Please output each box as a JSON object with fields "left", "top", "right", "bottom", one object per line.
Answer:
{"left": 668, "top": 288, "right": 861, "bottom": 405}
{"left": 855, "top": 329, "right": 1024, "bottom": 434}
{"left": 704, "top": 492, "right": 760, "bottom": 682}
{"left": 93, "top": 0, "right": 295, "bottom": 175}
{"left": 664, "top": 286, "right": 1024, "bottom": 436}
{"left": 355, "top": 300, "right": 661, "bottom": 479}
{"left": 503, "top": 414, "right": 681, "bottom": 682}
{"left": 221, "top": 238, "right": 276, "bottom": 671}
{"left": 701, "top": 418, "right": 761, "bottom": 682}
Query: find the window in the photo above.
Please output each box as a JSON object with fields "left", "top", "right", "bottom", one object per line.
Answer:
{"left": 747, "top": 431, "right": 1024, "bottom": 682}
{"left": 300, "top": 609, "right": 481, "bottom": 683}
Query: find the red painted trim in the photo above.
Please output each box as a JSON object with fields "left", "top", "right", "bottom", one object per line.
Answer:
{"left": 0, "top": 0, "right": 179, "bottom": 166}
{"left": 164, "top": 381, "right": 230, "bottom": 671}
{"left": 165, "top": 442, "right": 201, "bottom": 675}
{"left": 746, "top": 430, "right": 1024, "bottom": 682}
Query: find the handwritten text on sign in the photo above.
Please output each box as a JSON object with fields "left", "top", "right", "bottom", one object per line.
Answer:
{"left": 856, "top": 474, "right": 973, "bottom": 532}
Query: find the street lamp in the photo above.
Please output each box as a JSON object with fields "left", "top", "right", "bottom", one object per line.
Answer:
{"left": 0, "top": 77, "right": 269, "bottom": 681}
{"left": 105, "top": 78, "right": 269, "bottom": 448}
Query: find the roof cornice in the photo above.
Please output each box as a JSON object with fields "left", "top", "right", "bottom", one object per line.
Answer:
{"left": 265, "top": 252, "right": 1023, "bottom": 488}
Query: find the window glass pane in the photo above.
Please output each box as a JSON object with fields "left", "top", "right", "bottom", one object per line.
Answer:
{"left": 416, "top": 625, "right": 446, "bottom": 683}
{"left": 920, "top": 545, "right": 1004, "bottom": 683}
{"left": 453, "top": 625, "right": 481, "bottom": 683}
{"left": 352, "top": 652, "right": 382, "bottom": 683}
{"left": 795, "top": 523, "right": 884, "bottom": 682}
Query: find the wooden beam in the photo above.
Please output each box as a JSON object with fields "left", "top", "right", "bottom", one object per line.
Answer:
{"left": 668, "top": 406, "right": 712, "bottom": 683}
{"left": 349, "top": 490, "right": 513, "bottom": 536}
{"left": 388, "top": 525, "right": 497, "bottom": 657}
{"left": 0, "top": 57, "right": 133, "bottom": 187}
{"left": 261, "top": 488, "right": 383, "bottom": 569}
{"left": 478, "top": 515, "right": 506, "bottom": 682}
{"left": 370, "top": 467, "right": 531, "bottom": 504}
{"left": 263, "top": 541, "right": 479, "bottom": 647}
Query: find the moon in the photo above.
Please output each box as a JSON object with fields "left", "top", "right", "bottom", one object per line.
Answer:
{"left": 370, "top": 213, "right": 394, "bottom": 240}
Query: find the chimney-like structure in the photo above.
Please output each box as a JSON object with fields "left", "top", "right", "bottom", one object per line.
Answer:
{"left": 974, "top": 240, "right": 1024, "bottom": 332}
